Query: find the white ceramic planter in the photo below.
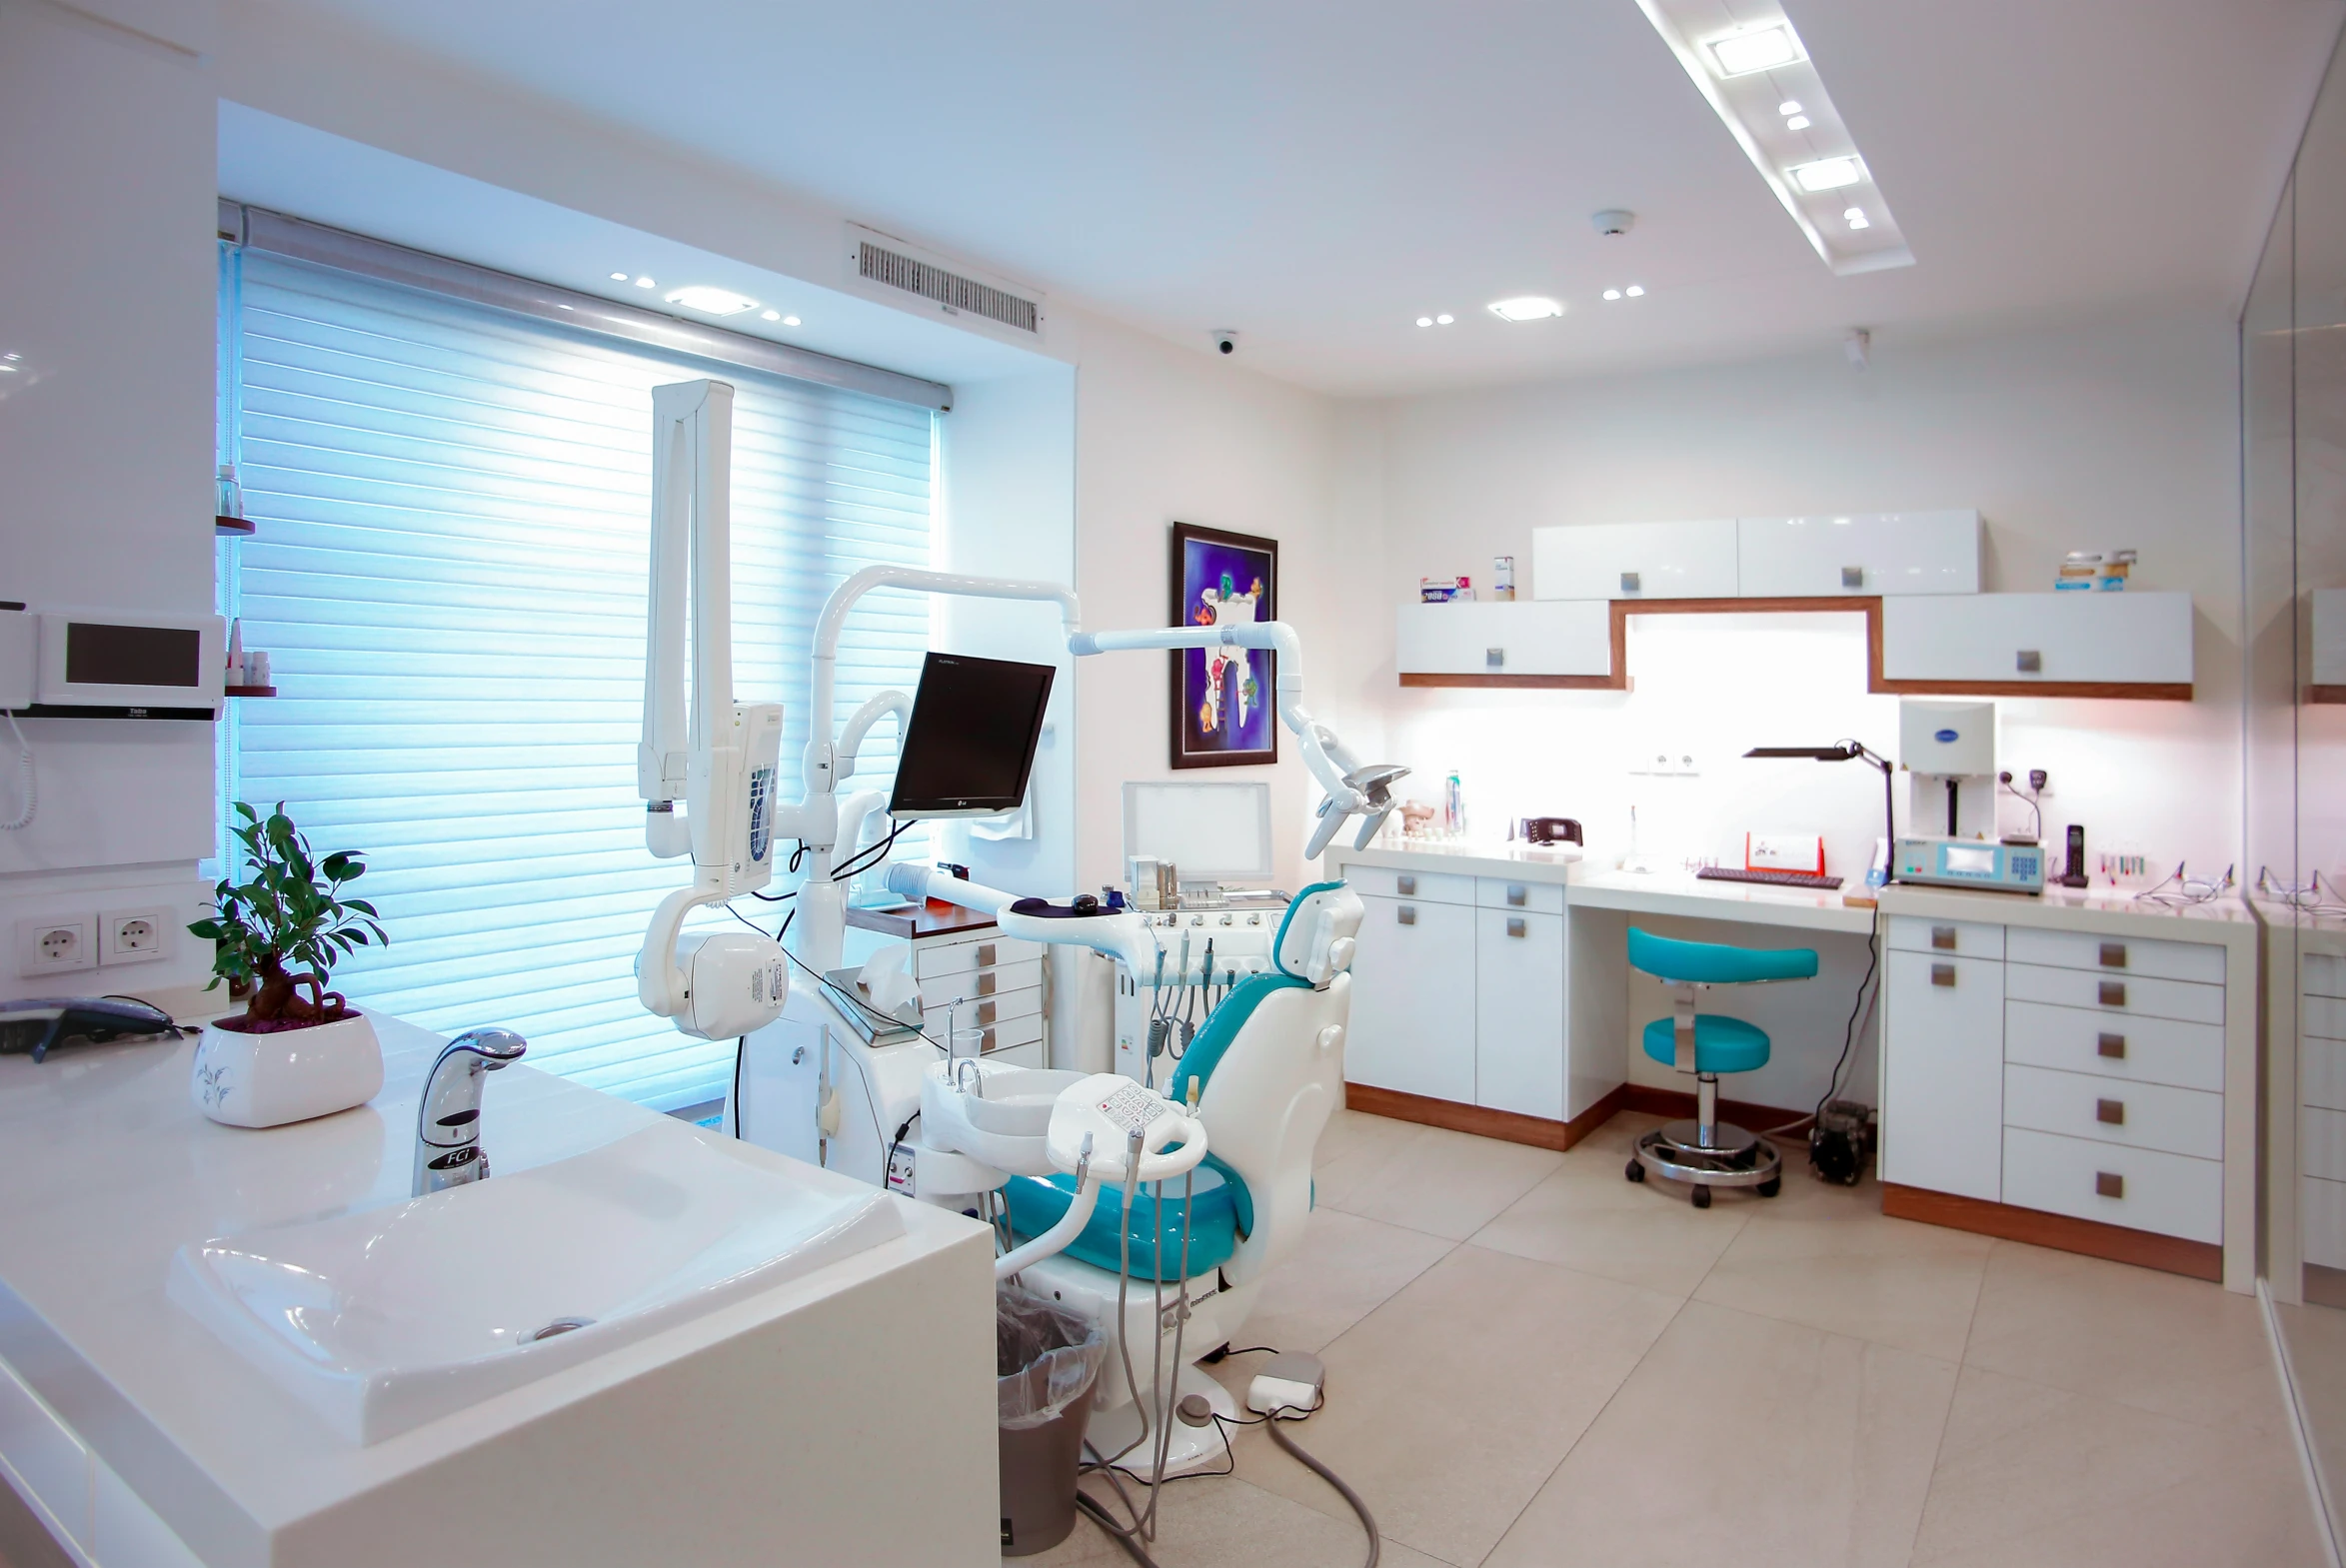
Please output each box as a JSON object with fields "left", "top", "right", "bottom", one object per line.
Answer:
{"left": 191, "top": 1010, "right": 384, "bottom": 1129}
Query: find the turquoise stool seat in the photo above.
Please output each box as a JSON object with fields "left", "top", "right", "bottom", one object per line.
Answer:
{"left": 1627, "top": 926, "right": 1818, "bottom": 986}
{"left": 1639, "top": 1013, "right": 1771, "bottom": 1075}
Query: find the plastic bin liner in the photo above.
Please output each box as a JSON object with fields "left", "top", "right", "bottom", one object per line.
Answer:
{"left": 998, "top": 1284, "right": 1105, "bottom": 1431}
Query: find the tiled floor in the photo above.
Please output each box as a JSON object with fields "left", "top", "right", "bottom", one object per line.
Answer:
{"left": 1037, "top": 1107, "right": 2329, "bottom": 1568}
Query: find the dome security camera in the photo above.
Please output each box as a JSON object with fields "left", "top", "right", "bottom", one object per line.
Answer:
{"left": 1590, "top": 209, "right": 1636, "bottom": 237}
{"left": 1212, "top": 330, "right": 1239, "bottom": 356}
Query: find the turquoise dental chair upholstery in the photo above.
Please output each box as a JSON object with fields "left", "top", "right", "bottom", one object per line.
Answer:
{"left": 1623, "top": 926, "right": 1816, "bottom": 1208}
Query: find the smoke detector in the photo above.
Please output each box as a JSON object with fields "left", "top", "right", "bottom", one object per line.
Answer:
{"left": 1590, "top": 209, "right": 1636, "bottom": 237}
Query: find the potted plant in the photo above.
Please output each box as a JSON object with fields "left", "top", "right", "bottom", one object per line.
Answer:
{"left": 186, "top": 801, "right": 390, "bottom": 1128}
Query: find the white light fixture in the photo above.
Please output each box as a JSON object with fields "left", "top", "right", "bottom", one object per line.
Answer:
{"left": 634, "top": 276, "right": 657, "bottom": 289}
{"left": 1625, "top": 285, "right": 1645, "bottom": 298}
{"left": 1602, "top": 289, "right": 1622, "bottom": 302}
{"left": 1789, "top": 156, "right": 1864, "bottom": 192}
{"left": 1777, "top": 100, "right": 1802, "bottom": 116}
{"left": 1435, "top": 313, "right": 1453, "bottom": 325}
{"left": 1845, "top": 212, "right": 1871, "bottom": 230}
{"left": 664, "top": 285, "right": 760, "bottom": 317}
{"left": 1784, "top": 114, "right": 1811, "bottom": 130}
{"left": 1416, "top": 316, "right": 1433, "bottom": 328}
{"left": 782, "top": 316, "right": 801, "bottom": 328}
{"left": 1705, "top": 22, "right": 1799, "bottom": 77}
{"left": 761, "top": 310, "right": 782, "bottom": 322}
{"left": 609, "top": 271, "right": 629, "bottom": 282}
{"left": 1487, "top": 296, "right": 1563, "bottom": 323}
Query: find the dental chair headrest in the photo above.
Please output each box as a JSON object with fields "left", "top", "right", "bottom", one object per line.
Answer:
{"left": 1274, "top": 880, "right": 1364, "bottom": 989}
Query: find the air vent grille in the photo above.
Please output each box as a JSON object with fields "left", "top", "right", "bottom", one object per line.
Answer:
{"left": 856, "top": 241, "right": 1039, "bottom": 334}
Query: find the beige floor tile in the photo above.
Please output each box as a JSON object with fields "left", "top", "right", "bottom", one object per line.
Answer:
{"left": 2275, "top": 1298, "right": 2346, "bottom": 1534}
{"left": 1310, "top": 1111, "right": 1428, "bottom": 1213}
{"left": 1485, "top": 1298, "right": 1957, "bottom": 1568}
{"left": 1470, "top": 1157, "right": 1750, "bottom": 1296}
{"left": 1561, "top": 1107, "right": 1666, "bottom": 1156}
{"left": 1230, "top": 1243, "right": 1681, "bottom": 1567}
{"left": 1963, "top": 1240, "right": 2288, "bottom": 1435}
{"left": 1025, "top": 1472, "right": 1453, "bottom": 1567}
{"left": 1692, "top": 1205, "right": 1992, "bottom": 1360}
{"left": 1325, "top": 1124, "right": 1563, "bottom": 1241}
{"left": 1909, "top": 1366, "right": 2327, "bottom": 1567}
{"left": 1232, "top": 1206, "right": 1456, "bottom": 1355}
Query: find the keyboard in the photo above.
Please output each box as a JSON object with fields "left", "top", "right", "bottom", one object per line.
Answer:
{"left": 1697, "top": 866, "right": 1843, "bottom": 890}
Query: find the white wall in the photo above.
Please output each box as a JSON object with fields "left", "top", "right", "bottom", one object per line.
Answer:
{"left": 0, "top": 0, "right": 221, "bottom": 997}
{"left": 1358, "top": 309, "right": 2246, "bottom": 877}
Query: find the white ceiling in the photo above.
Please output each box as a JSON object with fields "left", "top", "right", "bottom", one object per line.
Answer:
{"left": 263, "top": 0, "right": 2342, "bottom": 396}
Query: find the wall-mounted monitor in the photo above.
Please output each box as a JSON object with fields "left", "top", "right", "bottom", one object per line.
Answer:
{"left": 888, "top": 652, "right": 1056, "bottom": 817}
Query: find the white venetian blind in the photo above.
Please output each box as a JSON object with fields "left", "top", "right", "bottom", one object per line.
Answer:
{"left": 222, "top": 250, "right": 934, "bottom": 1110}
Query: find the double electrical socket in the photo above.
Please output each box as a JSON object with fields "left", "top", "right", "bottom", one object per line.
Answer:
{"left": 13, "top": 910, "right": 171, "bottom": 977}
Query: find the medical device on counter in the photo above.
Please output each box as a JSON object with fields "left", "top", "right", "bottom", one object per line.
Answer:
{"left": 1898, "top": 699, "right": 1997, "bottom": 839}
{"left": 1893, "top": 835, "right": 2046, "bottom": 893}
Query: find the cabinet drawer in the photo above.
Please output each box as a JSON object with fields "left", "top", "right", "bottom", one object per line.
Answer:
{"left": 2004, "top": 927, "right": 2226, "bottom": 985}
{"left": 2305, "top": 1175, "right": 2346, "bottom": 1270}
{"left": 927, "top": 985, "right": 1042, "bottom": 1030}
{"left": 2004, "top": 961, "right": 2223, "bottom": 1025}
{"left": 1476, "top": 876, "right": 1566, "bottom": 915}
{"left": 2003, "top": 1000, "right": 2222, "bottom": 1093}
{"left": 1887, "top": 915, "right": 2004, "bottom": 960}
{"left": 917, "top": 934, "right": 1043, "bottom": 978}
{"left": 1347, "top": 865, "right": 1476, "bottom": 905}
{"left": 919, "top": 959, "right": 1042, "bottom": 1008}
{"left": 1531, "top": 519, "right": 1739, "bottom": 601}
{"left": 1735, "top": 511, "right": 1980, "bottom": 599}
{"left": 2304, "top": 1105, "right": 2346, "bottom": 1182}
{"left": 982, "top": 1038, "right": 1047, "bottom": 1070}
{"left": 2308, "top": 952, "right": 2346, "bottom": 1000}
{"left": 0, "top": 1356, "right": 90, "bottom": 1553}
{"left": 1394, "top": 601, "right": 1612, "bottom": 678}
{"left": 2002, "top": 1063, "right": 2221, "bottom": 1161}
{"left": 2308, "top": 994, "right": 2346, "bottom": 1042}
{"left": 978, "top": 1013, "right": 1045, "bottom": 1056}
{"left": 2305, "top": 1037, "right": 2346, "bottom": 1112}
{"left": 2002, "top": 1128, "right": 2220, "bottom": 1243}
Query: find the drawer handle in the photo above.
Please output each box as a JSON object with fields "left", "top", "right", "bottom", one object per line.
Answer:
{"left": 977, "top": 943, "right": 997, "bottom": 966}
{"left": 2097, "top": 1031, "right": 2127, "bottom": 1060}
{"left": 2096, "top": 1097, "right": 2125, "bottom": 1126}
{"left": 1841, "top": 565, "right": 1865, "bottom": 590}
{"left": 982, "top": 1027, "right": 997, "bottom": 1052}
{"left": 1620, "top": 571, "right": 1641, "bottom": 594}
{"left": 2016, "top": 649, "right": 2042, "bottom": 674}
{"left": 2099, "top": 980, "right": 2127, "bottom": 1007}
{"left": 976, "top": 972, "right": 998, "bottom": 996}
{"left": 1930, "top": 925, "right": 1957, "bottom": 951}
{"left": 2095, "top": 1171, "right": 2124, "bottom": 1199}
{"left": 1931, "top": 962, "right": 1957, "bottom": 987}
{"left": 1398, "top": 905, "right": 1416, "bottom": 925}
{"left": 976, "top": 999, "right": 998, "bottom": 1026}
{"left": 1506, "top": 916, "right": 1526, "bottom": 938}
{"left": 1486, "top": 647, "right": 1505, "bottom": 669}
{"left": 2099, "top": 941, "right": 2127, "bottom": 969}
{"left": 1507, "top": 884, "right": 1527, "bottom": 906}
{"left": 1397, "top": 874, "right": 1416, "bottom": 895}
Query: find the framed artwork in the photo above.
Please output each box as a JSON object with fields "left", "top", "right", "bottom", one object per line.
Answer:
{"left": 1169, "top": 522, "right": 1277, "bottom": 769}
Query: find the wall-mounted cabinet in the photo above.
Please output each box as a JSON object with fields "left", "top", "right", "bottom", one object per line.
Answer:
{"left": 1531, "top": 519, "right": 1739, "bottom": 601}
{"left": 2313, "top": 589, "right": 2345, "bottom": 701}
{"left": 1394, "top": 601, "right": 1611, "bottom": 686}
{"left": 1735, "top": 511, "right": 1979, "bottom": 599}
{"left": 1879, "top": 592, "right": 2193, "bottom": 698}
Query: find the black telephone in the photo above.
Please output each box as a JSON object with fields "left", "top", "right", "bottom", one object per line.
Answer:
{"left": 2059, "top": 823, "right": 2089, "bottom": 888}
{"left": 1519, "top": 817, "right": 1583, "bottom": 846}
{"left": 0, "top": 996, "right": 182, "bottom": 1063}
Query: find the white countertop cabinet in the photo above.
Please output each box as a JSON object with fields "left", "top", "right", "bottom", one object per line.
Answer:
{"left": 1879, "top": 929, "right": 2007, "bottom": 1202}
{"left": 1347, "top": 889, "right": 1478, "bottom": 1104}
{"left": 1532, "top": 520, "right": 1739, "bottom": 601}
{"left": 1393, "top": 601, "right": 1612, "bottom": 680}
{"left": 1736, "top": 511, "right": 1980, "bottom": 599}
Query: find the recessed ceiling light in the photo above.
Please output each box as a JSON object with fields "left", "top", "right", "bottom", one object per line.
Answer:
{"left": 1789, "top": 156, "right": 1864, "bottom": 192}
{"left": 634, "top": 276, "right": 657, "bottom": 289}
{"left": 762, "top": 310, "right": 782, "bottom": 322}
{"left": 1436, "top": 313, "right": 1454, "bottom": 325}
{"left": 1625, "top": 285, "right": 1645, "bottom": 298}
{"left": 1487, "top": 296, "right": 1564, "bottom": 323}
{"left": 665, "top": 285, "right": 760, "bottom": 316}
{"left": 1603, "top": 289, "right": 1622, "bottom": 302}
{"left": 1705, "top": 22, "right": 1799, "bottom": 77}
{"left": 1416, "top": 316, "right": 1433, "bottom": 328}
{"left": 1845, "top": 210, "right": 1871, "bottom": 230}
{"left": 783, "top": 316, "right": 802, "bottom": 327}
{"left": 609, "top": 271, "right": 629, "bottom": 282}
{"left": 1777, "top": 100, "right": 1803, "bottom": 116}
{"left": 1784, "top": 114, "right": 1811, "bottom": 130}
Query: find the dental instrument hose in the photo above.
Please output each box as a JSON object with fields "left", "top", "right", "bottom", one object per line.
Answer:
{"left": 1265, "top": 1416, "right": 1380, "bottom": 1568}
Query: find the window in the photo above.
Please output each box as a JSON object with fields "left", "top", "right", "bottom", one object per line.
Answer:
{"left": 217, "top": 244, "right": 936, "bottom": 1110}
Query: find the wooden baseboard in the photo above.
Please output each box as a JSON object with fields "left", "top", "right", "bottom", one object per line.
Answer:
{"left": 1342, "top": 1082, "right": 1627, "bottom": 1152}
{"left": 1879, "top": 1183, "right": 2221, "bottom": 1281}
{"left": 1616, "top": 1083, "right": 1810, "bottom": 1135}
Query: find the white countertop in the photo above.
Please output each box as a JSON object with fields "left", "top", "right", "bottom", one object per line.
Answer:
{"left": 1568, "top": 868, "right": 1878, "bottom": 933}
{"left": 0, "top": 1010, "right": 975, "bottom": 1563}
{"left": 1878, "top": 883, "right": 2260, "bottom": 950}
{"left": 1329, "top": 838, "right": 1583, "bottom": 883}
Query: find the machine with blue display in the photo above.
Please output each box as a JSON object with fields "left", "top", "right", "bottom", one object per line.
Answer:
{"left": 1892, "top": 835, "right": 2046, "bottom": 893}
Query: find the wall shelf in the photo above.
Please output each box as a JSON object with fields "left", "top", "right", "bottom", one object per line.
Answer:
{"left": 214, "top": 516, "right": 255, "bottom": 536}
{"left": 223, "top": 685, "right": 276, "bottom": 699}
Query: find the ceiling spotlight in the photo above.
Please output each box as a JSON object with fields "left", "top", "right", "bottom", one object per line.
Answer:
{"left": 1789, "top": 156, "right": 1864, "bottom": 192}
{"left": 1625, "top": 285, "right": 1645, "bottom": 297}
{"left": 609, "top": 271, "right": 629, "bottom": 282}
{"left": 1417, "top": 316, "right": 1433, "bottom": 328}
{"left": 1778, "top": 100, "right": 1803, "bottom": 116}
{"left": 782, "top": 316, "right": 802, "bottom": 327}
{"left": 665, "top": 285, "right": 760, "bottom": 316}
{"left": 1487, "top": 296, "right": 1564, "bottom": 323}
{"left": 762, "top": 309, "right": 781, "bottom": 322}
{"left": 634, "top": 276, "right": 657, "bottom": 289}
{"left": 1845, "top": 211, "right": 1872, "bottom": 230}
{"left": 1436, "top": 313, "right": 1454, "bottom": 325}
{"left": 1705, "top": 22, "right": 1800, "bottom": 77}
{"left": 1785, "top": 114, "right": 1811, "bottom": 130}
{"left": 1603, "top": 289, "right": 1622, "bottom": 302}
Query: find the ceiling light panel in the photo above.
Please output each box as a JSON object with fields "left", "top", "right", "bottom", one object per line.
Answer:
{"left": 1487, "top": 296, "right": 1564, "bottom": 322}
{"left": 1632, "top": 1, "right": 1913, "bottom": 276}
{"left": 665, "top": 285, "right": 760, "bottom": 316}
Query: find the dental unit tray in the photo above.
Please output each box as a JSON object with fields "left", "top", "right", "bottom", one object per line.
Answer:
{"left": 819, "top": 966, "right": 927, "bottom": 1044}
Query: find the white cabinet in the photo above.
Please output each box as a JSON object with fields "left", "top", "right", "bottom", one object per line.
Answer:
{"left": 1532, "top": 520, "right": 1738, "bottom": 601}
{"left": 1881, "top": 949, "right": 2005, "bottom": 1201}
{"left": 1736, "top": 511, "right": 1979, "bottom": 599}
{"left": 1346, "top": 892, "right": 1477, "bottom": 1102}
{"left": 2315, "top": 590, "right": 2346, "bottom": 686}
{"left": 1474, "top": 907, "right": 1566, "bottom": 1119}
{"left": 1880, "top": 592, "right": 2194, "bottom": 689}
{"left": 1394, "top": 601, "right": 1611, "bottom": 679}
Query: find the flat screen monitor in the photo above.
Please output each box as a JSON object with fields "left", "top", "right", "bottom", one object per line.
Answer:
{"left": 1123, "top": 781, "right": 1274, "bottom": 886}
{"left": 888, "top": 652, "right": 1056, "bottom": 817}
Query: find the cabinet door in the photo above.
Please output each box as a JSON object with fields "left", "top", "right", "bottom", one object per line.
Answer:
{"left": 1393, "top": 601, "right": 1612, "bottom": 678}
{"left": 1345, "top": 893, "right": 1476, "bottom": 1103}
{"left": 1735, "top": 512, "right": 1980, "bottom": 598}
{"left": 1531, "top": 520, "right": 1738, "bottom": 601}
{"left": 1881, "top": 949, "right": 2005, "bottom": 1200}
{"left": 1880, "top": 593, "right": 2194, "bottom": 688}
{"left": 1474, "top": 908, "right": 1566, "bottom": 1119}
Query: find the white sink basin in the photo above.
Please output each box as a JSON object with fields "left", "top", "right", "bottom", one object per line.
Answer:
{"left": 166, "top": 1124, "right": 903, "bottom": 1444}
{"left": 959, "top": 1067, "right": 1088, "bottom": 1137}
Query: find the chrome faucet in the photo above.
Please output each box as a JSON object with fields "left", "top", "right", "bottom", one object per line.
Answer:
{"left": 414, "top": 1028, "right": 527, "bottom": 1196}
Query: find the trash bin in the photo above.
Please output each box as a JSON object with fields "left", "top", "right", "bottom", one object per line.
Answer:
{"left": 997, "top": 1284, "right": 1107, "bottom": 1556}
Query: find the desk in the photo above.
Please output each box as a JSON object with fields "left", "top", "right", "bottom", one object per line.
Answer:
{"left": 1569, "top": 867, "right": 1876, "bottom": 934}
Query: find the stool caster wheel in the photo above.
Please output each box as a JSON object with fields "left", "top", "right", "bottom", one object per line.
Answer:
{"left": 1625, "top": 1158, "right": 1646, "bottom": 1183}
{"left": 1690, "top": 1185, "right": 1712, "bottom": 1209}
{"left": 1757, "top": 1177, "right": 1782, "bottom": 1198}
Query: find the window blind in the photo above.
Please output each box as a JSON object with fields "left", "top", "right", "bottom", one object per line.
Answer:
{"left": 221, "top": 249, "right": 935, "bottom": 1110}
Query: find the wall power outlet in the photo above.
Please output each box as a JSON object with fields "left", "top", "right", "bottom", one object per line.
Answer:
{"left": 99, "top": 908, "right": 170, "bottom": 966}
{"left": 16, "top": 915, "right": 97, "bottom": 976}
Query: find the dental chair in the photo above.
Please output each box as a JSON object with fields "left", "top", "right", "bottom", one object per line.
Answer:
{"left": 999, "top": 881, "right": 1362, "bottom": 1474}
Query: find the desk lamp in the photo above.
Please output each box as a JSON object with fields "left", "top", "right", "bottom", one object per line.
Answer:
{"left": 1743, "top": 741, "right": 1896, "bottom": 888}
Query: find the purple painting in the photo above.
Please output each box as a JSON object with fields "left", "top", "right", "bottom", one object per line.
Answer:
{"left": 1170, "top": 523, "right": 1277, "bottom": 769}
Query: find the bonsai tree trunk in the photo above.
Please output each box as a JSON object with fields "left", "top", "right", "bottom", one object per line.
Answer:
{"left": 248, "top": 956, "right": 331, "bottom": 1025}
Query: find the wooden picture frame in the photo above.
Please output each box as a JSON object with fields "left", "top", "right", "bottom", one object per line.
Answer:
{"left": 1169, "top": 522, "right": 1278, "bottom": 769}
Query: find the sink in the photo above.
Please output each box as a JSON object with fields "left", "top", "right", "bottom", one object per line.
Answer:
{"left": 166, "top": 1124, "right": 903, "bottom": 1444}
{"left": 957, "top": 1067, "right": 1088, "bottom": 1137}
